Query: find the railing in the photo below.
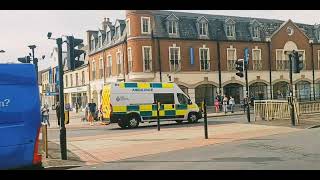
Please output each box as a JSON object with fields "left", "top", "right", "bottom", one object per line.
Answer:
{"left": 254, "top": 100, "right": 290, "bottom": 121}
{"left": 296, "top": 101, "right": 320, "bottom": 115}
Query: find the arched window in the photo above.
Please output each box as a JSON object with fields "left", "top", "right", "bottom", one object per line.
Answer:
{"left": 273, "top": 81, "right": 289, "bottom": 99}
{"left": 195, "top": 84, "right": 217, "bottom": 106}
{"left": 249, "top": 82, "right": 268, "bottom": 100}
{"left": 295, "top": 81, "right": 311, "bottom": 101}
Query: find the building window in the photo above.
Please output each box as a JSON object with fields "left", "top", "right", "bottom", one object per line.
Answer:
{"left": 128, "top": 48, "right": 133, "bottom": 72}
{"left": 142, "top": 46, "right": 152, "bottom": 72}
{"left": 227, "top": 47, "right": 237, "bottom": 71}
{"left": 99, "top": 59, "right": 104, "bottom": 79}
{"left": 107, "top": 55, "right": 112, "bottom": 77}
{"left": 98, "top": 35, "right": 102, "bottom": 48}
{"left": 297, "top": 50, "right": 306, "bottom": 70}
{"left": 65, "top": 75, "right": 68, "bottom": 88}
{"left": 116, "top": 51, "right": 122, "bottom": 75}
{"left": 276, "top": 49, "right": 288, "bottom": 70}
{"left": 318, "top": 50, "right": 320, "bottom": 70}
{"left": 106, "top": 31, "right": 110, "bottom": 43}
{"left": 70, "top": 74, "right": 73, "bottom": 87}
{"left": 92, "top": 61, "right": 96, "bottom": 80}
{"left": 168, "top": 21, "right": 177, "bottom": 35}
{"left": 141, "top": 17, "right": 151, "bottom": 34}
{"left": 126, "top": 18, "right": 131, "bottom": 36}
{"left": 116, "top": 26, "right": 120, "bottom": 38}
{"left": 199, "top": 22, "right": 208, "bottom": 36}
{"left": 91, "top": 39, "right": 95, "bottom": 50}
{"left": 82, "top": 71, "right": 85, "bottom": 85}
{"left": 75, "top": 73, "right": 79, "bottom": 86}
{"left": 253, "top": 26, "right": 260, "bottom": 38}
{"left": 226, "top": 24, "right": 235, "bottom": 37}
{"left": 252, "top": 48, "right": 262, "bottom": 70}
{"left": 169, "top": 46, "right": 181, "bottom": 72}
{"left": 199, "top": 48, "right": 210, "bottom": 71}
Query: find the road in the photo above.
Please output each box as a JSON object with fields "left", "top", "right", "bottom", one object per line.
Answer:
{"left": 72, "top": 127, "right": 320, "bottom": 170}
{"left": 47, "top": 113, "right": 252, "bottom": 140}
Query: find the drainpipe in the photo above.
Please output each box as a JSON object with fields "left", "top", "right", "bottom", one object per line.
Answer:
{"left": 217, "top": 41, "right": 222, "bottom": 94}
{"left": 123, "top": 40, "right": 127, "bottom": 82}
{"left": 311, "top": 42, "right": 315, "bottom": 100}
{"left": 157, "top": 38, "right": 162, "bottom": 82}
{"left": 268, "top": 40, "right": 273, "bottom": 99}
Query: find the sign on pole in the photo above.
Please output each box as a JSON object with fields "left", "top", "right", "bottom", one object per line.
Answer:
{"left": 244, "top": 48, "right": 249, "bottom": 65}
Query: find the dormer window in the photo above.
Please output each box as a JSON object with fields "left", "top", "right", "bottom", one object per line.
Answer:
{"left": 106, "top": 31, "right": 111, "bottom": 43}
{"left": 253, "top": 26, "right": 260, "bottom": 38}
{"left": 226, "top": 24, "right": 235, "bottom": 37}
{"left": 91, "top": 38, "right": 95, "bottom": 50}
{"left": 98, "top": 34, "right": 102, "bottom": 48}
{"left": 169, "top": 21, "right": 177, "bottom": 34}
{"left": 116, "top": 26, "right": 120, "bottom": 37}
{"left": 199, "top": 22, "right": 208, "bottom": 36}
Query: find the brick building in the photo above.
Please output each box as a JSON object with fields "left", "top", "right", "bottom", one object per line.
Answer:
{"left": 87, "top": 10, "right": 320, "bottom": 106}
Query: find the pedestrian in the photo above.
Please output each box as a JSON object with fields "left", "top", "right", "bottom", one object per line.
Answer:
{"left": 229, "top": 96, "right": 235, "bottom": 113}
{"left": 223, "top": 95, "right": 228, "bottom": 114}
{"left": 214, "top": 97, "right": 220, "bottom": 113}
{"left": 41, "top": 104, "right": 50, "bottom": 127}
{"left": 55, "top": 102, "right": 61, "bottom": 127}
{"left": 88, "top": 101, "right": 96, "bottom": 126}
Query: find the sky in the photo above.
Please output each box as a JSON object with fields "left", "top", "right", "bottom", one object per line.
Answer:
{"left": 1, "top": 10, "right": 320, "bottom": 70}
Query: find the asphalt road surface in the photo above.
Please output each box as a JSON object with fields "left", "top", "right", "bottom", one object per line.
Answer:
{"left": 72, "top": 127, "right": 320, "bottom": 170}
{"left": 47, "top": 114, "right": 252, "bottom": 140}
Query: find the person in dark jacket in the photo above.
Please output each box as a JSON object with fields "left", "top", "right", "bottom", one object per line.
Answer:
{"left": 56, "top": 102, "right": 61, "bottom": 127}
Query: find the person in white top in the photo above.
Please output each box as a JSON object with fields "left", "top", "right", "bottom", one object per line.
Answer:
{"left": 223, "top": 95, "right": 228, "bottom": 114}
{"left": 41, "top": 104, "right": 50, "bottom": 127}
{"left": 229, "top": 96, "right": 235, "bottom": 113}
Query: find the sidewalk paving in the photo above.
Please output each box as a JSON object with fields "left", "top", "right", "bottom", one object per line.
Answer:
{"left": 41, "top": 122, "right": 300, "bottom": 168}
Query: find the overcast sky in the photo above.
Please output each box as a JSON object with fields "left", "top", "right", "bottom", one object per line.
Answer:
{"left": 1, "top": 10, "right": 320, "bottom": 70}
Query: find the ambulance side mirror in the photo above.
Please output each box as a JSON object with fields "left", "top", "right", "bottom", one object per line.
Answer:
{"left": 188, "top": 99, "right": 192, "bottom": 105}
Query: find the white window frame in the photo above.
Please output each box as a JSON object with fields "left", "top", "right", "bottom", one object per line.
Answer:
{"left": 99, "top": 58, "right": 104, "bottom": 79}
{"left": 297, "top": 50, "right": 306, "bottom": 70}
{"left": 199, "top": 46, "right": 210, "bottom": 71}
{"left": 169, "top": 45, "right": 181, "bottom": 72}
{"left": 106, "top": 31, "right": 111, "bottom": 44}
{"left": 126, "top": 18, "right": 131, "bottom": 36}
{"left": 227, "top": 46, "right": 237, "bottom": 71}
{"left": 318, "top": 50, "right": 320, "bottom": 70}
{"left": 141, "top": 16, "right": 151, "bottom": 34}
{"left": 107, "top": 55, "right": 112, "bottom": 77}
{"left": 127, "top": 47, "right": 133, "bottom": 72}
{"left": 168, "top": 21, "right": 177, "bottom": 35}
{"left": 142, "top": 46, "right": 152, "bottom": 72}
{"left": 253, "top": 26, "right": 260, "bottom": 38}
{"left": 98, "top": 35, "right": 102, "bottom": 48}
{"left": 92, "top": 60, "right": 96, "bottom": 80}
{"left": 116, "top": 26, "right": 120, "bottom": 38}
{"left": 91, "top": 39, "right": 95, "bottom": 50}
{"left": 276, "top": 49, "right": 286, "bottom": 70}
{"left": 199, "top": 22, "right": 208, "bottom": 36}
{"left": 226, "top": 24, "right": 235, "bottom": 38}
{"left": 116, "top": 51, "right": 121, "bottom": 75}
{"left": 252, "top": 48, "right": 262, "bottom": 70}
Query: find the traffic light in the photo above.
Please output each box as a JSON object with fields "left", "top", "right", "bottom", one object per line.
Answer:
{"left": 17, "top": 56, "right": 31, "bottom": 63}
{"left": 235, "top": 59, "right": 244, "bottom": 78}
{"left": 67, "top": 36, "right": 85, "bottom": 70}
{"left": 292, "top": 51, "right": 303, "bottom": 73}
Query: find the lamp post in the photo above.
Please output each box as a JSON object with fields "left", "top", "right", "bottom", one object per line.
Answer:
{"left": 28, "top": 45, "right": 38, "bottom": 81}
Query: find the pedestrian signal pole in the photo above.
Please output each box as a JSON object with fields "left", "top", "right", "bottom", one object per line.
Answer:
{"left": 157, "top": 101, "right": 160, "bottom": 131}
{"left": 203, "top": 100, "right": 208, "bottom": 139}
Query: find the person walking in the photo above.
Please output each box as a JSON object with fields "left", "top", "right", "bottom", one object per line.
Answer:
{"left": 214, "top": 97, "right": 220, "bottom": 113}
{"left": 55, "top": 102, "right": 61, "bottom": 127}
{"left": 41, "top": 104, "right": 50, "bottom": 127}
{"left": 88, "top": 101, "right": 96, "bottom": 126}
{"left": 223, "top": 95, "right": 228, "bottom": 114}
{"left": 229, "top": 96, "right": 235, "bottom": 113}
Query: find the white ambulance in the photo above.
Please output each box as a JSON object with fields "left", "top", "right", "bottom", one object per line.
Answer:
{"left": 102, "top": 82, "right": 202, "bottom": 129}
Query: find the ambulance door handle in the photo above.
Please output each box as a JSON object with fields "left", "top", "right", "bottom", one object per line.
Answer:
{"left": 172, "top": 104, "right": 175, "bottom": 108}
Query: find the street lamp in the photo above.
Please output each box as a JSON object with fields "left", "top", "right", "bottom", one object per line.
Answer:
{"left": 47, "top": 32, "right": 67, "bottom": 160}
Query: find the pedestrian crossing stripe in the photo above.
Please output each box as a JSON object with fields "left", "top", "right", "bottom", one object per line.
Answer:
{"left": 118, "top": 82, "right": 174, "bottom": 89}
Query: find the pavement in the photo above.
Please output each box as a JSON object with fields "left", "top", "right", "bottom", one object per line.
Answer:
{"left": 40, "top": 108, "right": 320, "bottom": 169}
{"left": 73, "top": 128, "right": 320, "bottom": 170}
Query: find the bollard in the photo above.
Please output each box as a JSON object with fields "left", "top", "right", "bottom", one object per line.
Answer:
{"left": 42, "top": 124, "right": 48, "bottom": 158}
{"left": 157, "top": 102, "right": 160, "bottom": 131}
{"left": 203, "top": 99, "right": 208, "bottom": 139}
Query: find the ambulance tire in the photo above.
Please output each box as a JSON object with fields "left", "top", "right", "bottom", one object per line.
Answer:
{"left": 127, "top": 114, "right": 140, "bottom": 129}
{"left": 118, "top": 119, "right": 128, "bottom": 129}
{"left": 188, "top": 112, "right": 199, "bottom": 123}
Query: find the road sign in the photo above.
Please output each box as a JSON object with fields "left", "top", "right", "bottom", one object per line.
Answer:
{"left": 244, "top": 48, "right": 249, "bottom": 65}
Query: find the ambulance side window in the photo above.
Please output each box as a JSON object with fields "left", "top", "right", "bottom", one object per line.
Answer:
{"left": 154, "top": 93, "right": 174, "bottom": 104}
{"left": 177, "top": 93, "right": 189, "bottom": 104}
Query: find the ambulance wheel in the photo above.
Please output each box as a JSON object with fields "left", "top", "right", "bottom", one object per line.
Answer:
{"left": 175, "top": 120, "right": 183, "bottom": 124}
{"left": 127, "top": 114, "right": 140, "bottom": 128}
{"left": 118, "top": 119, "right": 128, "bottom": 129}
{"left": 188, "top": 113, "right": 198, "bottom": 123}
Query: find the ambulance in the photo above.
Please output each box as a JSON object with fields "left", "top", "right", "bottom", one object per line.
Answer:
{"left": 101, "top": 82, "right": 202, "bottom": 129}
